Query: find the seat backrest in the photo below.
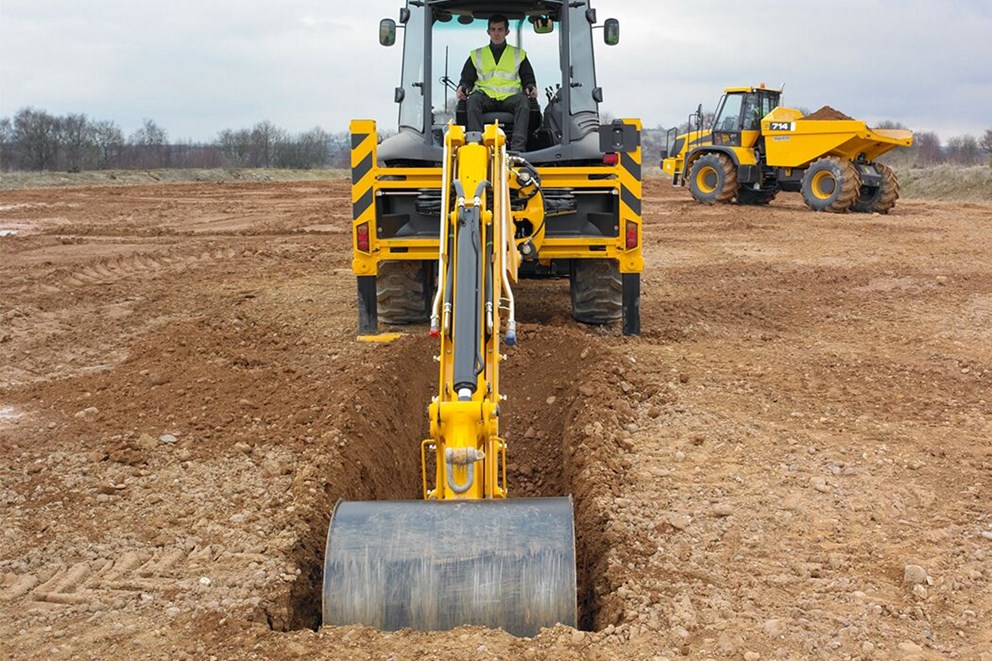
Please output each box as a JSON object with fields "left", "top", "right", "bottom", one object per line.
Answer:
{"left": 482, "top": 112, "right": 516, "bottom": 127}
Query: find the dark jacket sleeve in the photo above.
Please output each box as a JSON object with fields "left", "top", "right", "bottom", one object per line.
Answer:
{"left": 459, "top": 56, "right": 477, "bottom": 90}
{"left": 519, "top": 57, "right": 536, "bottom": 91}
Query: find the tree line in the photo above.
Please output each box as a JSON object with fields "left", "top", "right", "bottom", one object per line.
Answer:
{"left": 0, "top": 107, "right": 351, "bottom": 172}
{"left": 1, "top": 106, "right": 990, "bottom": 173}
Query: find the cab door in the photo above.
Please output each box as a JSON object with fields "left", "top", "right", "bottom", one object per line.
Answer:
{"left": 711, "top": 92, "right": 746, "bottom": 147}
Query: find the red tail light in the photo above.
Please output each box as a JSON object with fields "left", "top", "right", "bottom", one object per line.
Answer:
{"left": 356, "top": 223, "right": 370, "bottom": 251}
{"left": 603, "top": 153, "right": 619, "bottom": 166}
{"left": 625, "top": 220, "right": 638, "bottom": 249}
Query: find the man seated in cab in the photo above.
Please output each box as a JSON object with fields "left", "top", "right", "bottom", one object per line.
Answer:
{"left": 456, "top": 14, "right": 537, "bottom": 153}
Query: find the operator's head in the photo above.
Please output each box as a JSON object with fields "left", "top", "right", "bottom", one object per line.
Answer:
{"left": 487, "top": 14, "right": 509, "bottom": 45}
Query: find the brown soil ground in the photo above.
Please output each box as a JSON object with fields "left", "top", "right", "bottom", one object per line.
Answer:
{"left": 1, "top": 178, "right": 990, "bottom": 660}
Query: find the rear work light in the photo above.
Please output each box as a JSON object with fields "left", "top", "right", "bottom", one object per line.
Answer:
{"left": 603, "top": 153, "right": 619, "bottom": 166}
{"left": 625, "top": 220, "right": 638, "bottom": 249}
{"left": 356, "top": 222, "right": 370, "bottom": 251}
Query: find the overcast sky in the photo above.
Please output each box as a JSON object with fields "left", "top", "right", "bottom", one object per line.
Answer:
{"left": 1, "top": 1, "right": 990, "bottom": 142}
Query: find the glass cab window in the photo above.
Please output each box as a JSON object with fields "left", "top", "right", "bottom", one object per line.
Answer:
{"left": 714, "top": 93, "right": 745, "bottom": 133}
{"left": 429, "top": 14, "right": 562, "bottom": 125}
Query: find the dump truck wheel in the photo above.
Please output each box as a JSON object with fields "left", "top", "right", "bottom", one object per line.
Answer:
{"left": 377, "top": 260, "right": 432, "bottom": 324}
{"left": 687, "top": 153, "right": 738, "bottom": 204}
{"left": 737, "top": 188, "right": 778, "bottom": 205}
{"left": 853, "top": 163, "right": 900, "bottom": 214}
{"left": 570, "top": 259, "right": 622, "bottom": 324}
{"left": 801, "top": 157, "right": 861, "bottom": 213}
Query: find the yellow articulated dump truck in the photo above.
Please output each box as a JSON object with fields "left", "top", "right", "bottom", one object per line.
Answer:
{"left": 323, "top": 0, "right": 643, "bottom": 638}
{"left": 661, "top": 85, "right": 913, "bottom": 213}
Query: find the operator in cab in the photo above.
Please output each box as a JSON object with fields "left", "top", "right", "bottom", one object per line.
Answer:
{"left": 456, "top": 14, "right": 537, "bottom": 153}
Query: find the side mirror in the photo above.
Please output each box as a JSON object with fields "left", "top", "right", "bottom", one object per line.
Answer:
{"left": 533, "top": 16, "right": 554, "bottom": 34}
{"left": 604, "top": 18, "right": 620, "bottom": 46}
{"left": 379, "top": 18, "right": 397, "bottom": 47}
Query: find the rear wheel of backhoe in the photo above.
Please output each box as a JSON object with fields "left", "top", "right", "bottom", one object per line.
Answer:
{"left": 737, "top": 187, "right": 778, "bottom": 205}
{"left": 376, "top": 260, "right": 432, "bottom": 325}
{"left": 801, "top": 157, "right": 861, "bottom": 212}
{"left": 687, "top": 153, "right": 738, "bottom": 204}
{"left": 570, "top": 259, "right": 622, "bottom": 325}
{"left": 852, "top": 162, "right": 900, "bottom": 214}
{"left": 323, "top": 498, "right": 577, "bottom": 637}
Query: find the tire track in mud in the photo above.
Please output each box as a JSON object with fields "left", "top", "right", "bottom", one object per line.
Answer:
{"left": 3, "top": 246, "right": 251, "bottom": 295}
{"left": 2, "top": 548, "right": 194, "bottom": 606}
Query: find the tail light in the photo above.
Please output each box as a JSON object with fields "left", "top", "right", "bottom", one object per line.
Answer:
{"left": 603, "top": 153, "right": 619, "bottom": 166}
{"left": 356, "top": 223, "right": 370, "bottom": 251}
{"left": 625, "top": 220, "right": 638, "bottom": 249}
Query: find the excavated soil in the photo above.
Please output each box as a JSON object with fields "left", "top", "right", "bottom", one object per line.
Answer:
{"left": 802, "top": 107, "right": 855, "bottom": 122}
{"left": 1, "top": 179, "right": 990, "bottom": 660}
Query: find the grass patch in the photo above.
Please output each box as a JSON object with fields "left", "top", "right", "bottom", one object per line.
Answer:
{"left": 895, "top": 165, "right": 992, "bottom": 202}
{"left": 0, "top": 168, "right": 349, "bottom": 190}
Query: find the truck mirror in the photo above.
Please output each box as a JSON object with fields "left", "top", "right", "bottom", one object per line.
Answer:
{"left": 533, "top": 16, "right": 554, "bottom": 34}
{"left": 604, "top": 19, "right": 620, "bottom": 46}
{"left": 379, "top": 19, "right": 397, "bottom": 47}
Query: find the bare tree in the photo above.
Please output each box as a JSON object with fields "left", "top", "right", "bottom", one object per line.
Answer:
{"left": 13, "top": 107, "right": 61, "bottom": 170}
{"left": 250, "top": 121, "right": 284, "bottom": 168}
{"left": 297, "top": 126, "right": 331, "bottom": 168}
{"left": 0, "top": 117, "right": 13, "bottom": 169}
{"left": 92, "top": 120, "right": 125, "bottom": 168}
{"left": 945, "top": 135, "right": 981, "bottom": 166}
{"left": 914, "top": 132, "right": 942, "bottom": 166}
{"left": 217, "top": 128, "right": 253, "bottom": 167}
{"left": 875, "top": 120, "right": 908, "bottom": 130}
{"left": 981, "top": 129, "right": 992, "bottom": 166}
{"left": 60, "top": 113, "right": 96, "bottom": 172}
{"left": 129, "top": 118, "right": 169, "bottom": 168}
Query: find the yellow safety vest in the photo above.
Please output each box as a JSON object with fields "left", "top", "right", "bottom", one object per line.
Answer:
{"left": 471, "top": 45, "right": 526, "bottom": 101}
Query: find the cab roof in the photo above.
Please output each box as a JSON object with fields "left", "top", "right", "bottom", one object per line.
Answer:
{"left": 723, "top": 86, "right": 783, "bottom": 94}
{"left": 427, "top": 0, "right": 563, "bottom": 20}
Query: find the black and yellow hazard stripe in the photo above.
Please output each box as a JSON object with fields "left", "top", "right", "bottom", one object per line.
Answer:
{"left": 619, "top": 119, "right": 643, "bottom": 255}
{"left": 619, "top": 118, "right": 642, "bottom": 226}
{"left": 350, "top": 119, "right": 377, "bottom": 228}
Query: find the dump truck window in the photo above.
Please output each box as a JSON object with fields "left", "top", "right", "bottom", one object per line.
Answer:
{"left": 715, "top": 93, "right": 744, "bottom": 132}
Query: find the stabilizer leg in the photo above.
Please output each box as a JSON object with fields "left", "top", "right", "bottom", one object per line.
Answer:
{"left": 622, "top": 272, "right": 640, "bottom": 336}
{"left": 357, "top": 276, "right": 377, "bottom": 335}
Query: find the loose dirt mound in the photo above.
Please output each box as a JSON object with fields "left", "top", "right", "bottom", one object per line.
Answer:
{"left": 802, "top": 105, "right": 855, "bottom": 121}
{"left": 1, "top": 179, "right": 990, "bottom": 659}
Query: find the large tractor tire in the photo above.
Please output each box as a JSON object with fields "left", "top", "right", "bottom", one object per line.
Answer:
{"left": 801, "top": 157, "right": 861, "bottom": 213}
{"left": 570, "top": 259, "right": 622, "bottom": 325}
{"left": 852, "top": 162, "right": 900, "bottom": 214}
{"left": 687, "top": 153, "right": 738, "bottom": 204}
{"left": 737, "top": 187, "right": 778, "bottom": 205}
{"left": 376, "top": 260, "right": 433, "bottom": 325}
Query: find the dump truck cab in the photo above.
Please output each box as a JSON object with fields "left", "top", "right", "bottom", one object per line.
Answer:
{"left": 710, "top": 86, "right": 782, "bottom": 150}
{"left": 661, "top": 85, "right": 782, "bottom": 183}
{"left": 354, "top": 0, "right": 643, "bottom": 337}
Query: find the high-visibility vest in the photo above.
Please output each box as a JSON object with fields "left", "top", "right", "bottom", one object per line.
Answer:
{"left": 471, "top": 45, "right": 526, "bottom": 100}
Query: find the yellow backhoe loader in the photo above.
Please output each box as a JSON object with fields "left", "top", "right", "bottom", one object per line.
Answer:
{"left": 323, "top": 1, "right": 643, "bottom": 637}
{"left": 661, "top": 85, "right": 913, "bottom": 213}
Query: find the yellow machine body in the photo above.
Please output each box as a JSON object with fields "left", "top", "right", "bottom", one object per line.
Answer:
{"left": 661, "top": 86, "right": 913, "bottom": 213}
{"left": 324, "top": 123, "right": 578, "bottom": 637}
{"left": 351, "top": 118, "right": 643, "bottom": 280}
